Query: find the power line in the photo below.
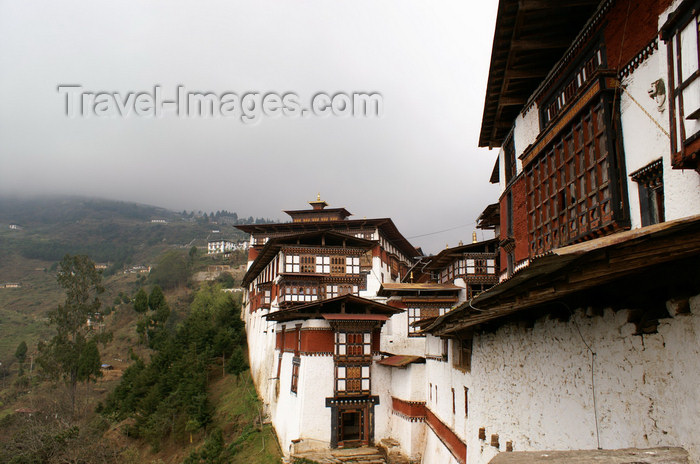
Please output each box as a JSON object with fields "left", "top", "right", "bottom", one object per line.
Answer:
{"left": 406, "top": 223, "right": 476, "bottom": 239}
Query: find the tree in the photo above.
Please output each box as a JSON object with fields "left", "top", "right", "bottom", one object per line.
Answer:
{"left": 188, "top": 245, "right": 197, "bottom": 263}
{"left": 38, "top": 254, "right": 110, "bottom": 416}
{"left": 15, "top": 340, "right": 27, "bottom": 375}
{"left": 133, "top": 288, "right": 148, "bottom": 313}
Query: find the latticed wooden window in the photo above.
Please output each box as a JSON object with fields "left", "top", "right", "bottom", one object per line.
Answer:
{"left": 631, "top": 159, "right": 664, "bottom": 226}
{"left": 300, "top": 255, "right": 315, "bottom": 273}
{"left": 526, "top": 95, "right": 623, "bottom": 256}
{"left": 336, "top": 364, "right": 370, "bottom": 395}
{"left": 337, "top": 332, "right": 371, "bottom": 358}
{"left": 291, "top": 358, "right": 300, "bottom": 393}
{"left": 330, "top": 256, "right": 345, "bottom": 274}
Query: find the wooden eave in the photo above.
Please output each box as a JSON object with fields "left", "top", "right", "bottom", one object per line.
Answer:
{"left": 235, "top": 217, "right": 420, "bottom": 259}
{"left": 479, "top": 0, "right": 601, "bottom": 148}
{"left": 241, "top": 230, "right": 376, "bottom": 286}
{"left": 477, "top": 203, "right": 500, "bottom": 230}
{"left": 264, "top": 294, "right": 402, "bottom": 322}
{"left": 423, "top": 238, "right": 500, "bottom": 271}
{"left": 424, "top": 214, "right": 700, "bottom": 335}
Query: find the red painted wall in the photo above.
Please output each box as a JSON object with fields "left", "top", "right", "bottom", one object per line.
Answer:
{"left": 604, "top": 0, "right": 673, "bottom": 69}
{"left": 300, "top": 329, "right": 335, "bottom": 354}
{"left": 425, "top": 407, "right": 467, "bottom": 464}
{"left": 391, "top": 397, "right": 426, "bottom": 420}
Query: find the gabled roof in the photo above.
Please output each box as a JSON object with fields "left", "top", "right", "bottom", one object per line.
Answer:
{"left": 236, "top": 217, "right": 421, "bottom": 259}
{"left": 423, "top": 215, "right": 700, "bottom": 335}
{"left": 241, "top": 230, "right": 376, "bottom": 286}
{"left": 283, "top": 207, "right": 352, "bottom": 219}
{"left": 264, "top": 294, "right": 402, "bottom": 322}
{"left": 423, "top": 238, "right": 499, "bottom": 271}
{"left": 479, "top": 0, "right": 600, "bottom": 148}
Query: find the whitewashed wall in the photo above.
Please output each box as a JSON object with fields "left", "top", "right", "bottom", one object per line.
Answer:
{"left": 462, "top": 293, "right": 700, "bottom": 464}
{"left": 619, "top": 46, "right": 700, "bottom": 228}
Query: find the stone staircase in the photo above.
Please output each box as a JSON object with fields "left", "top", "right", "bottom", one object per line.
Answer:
{"left": 290, "top": 446, "right": 387, "bottom": 464}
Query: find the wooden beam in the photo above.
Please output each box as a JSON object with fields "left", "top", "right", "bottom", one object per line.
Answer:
{"left": 499, "top": 97, "right": 527, "bottom": 106}
{"left": 510, "top": 38, "right": 572, "bottom": 51}
{"left": 518, "top": 0, "right": 598, "bottom": 11}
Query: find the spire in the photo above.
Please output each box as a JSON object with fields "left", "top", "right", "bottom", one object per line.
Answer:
{"left": 472, "top": 231, "right": 478, "bottom": 243}
{"left": 308, "top": 193, "right": 329, "bottom": 210}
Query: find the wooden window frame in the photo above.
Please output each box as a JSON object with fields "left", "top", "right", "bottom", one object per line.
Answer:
{"left": 291, "top": 357, "right": 300, "bottom": 394}
{"left": 335, "top": 363, "right": 371, "bottom": 396}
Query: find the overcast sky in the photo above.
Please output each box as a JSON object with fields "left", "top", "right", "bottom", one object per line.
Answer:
{"left": 0, "top": 0, "right": 500, "bottom": 254}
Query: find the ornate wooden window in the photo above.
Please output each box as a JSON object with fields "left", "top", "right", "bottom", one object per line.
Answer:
{"left": 662, "top": 2, "right": 700, "bottom": 170}
{"left": 345, "top": 257, "right": 360, "bottom": 274}
{"left": 330, "top": 256, "right": 345, "bottom": 274}
{"left": 526, "top": 93, "right": 625, "bottom": 255}
{"left": 504, "top": 136, "right": 517, "bottom": 185}
{"left": 542, "top": 47, "right": 605, "bottom": 127}
{"left": 326, "top": 284, "right": 358, "bottom": 299}
{"left": 281, "top": 283, "right": 318, "bottom": 303}
{"left": 300, "top": 255, "right": 315, "bottom": 273}
{"left": 407, "top": 306, "right": 448, "bottom": 336}
{"left": 285, "top": 255, "right": 300, "bottom": 273}
{"left": 335, "top": 364, "right": 371, "bottom": 395}
{"left": 336, "top": 332, "right": 371, "bottom": 359}
{"left": 291, "top": 357, "right": 300, "bottom": 393}
{"left": 631, "top": 159, "right": 664, "bottom": 226}
{"left": 315, "top": 256, "right": 331, "bottom": 273}
{"left": 452, "top": 336, "right": 472, "bottom": 372}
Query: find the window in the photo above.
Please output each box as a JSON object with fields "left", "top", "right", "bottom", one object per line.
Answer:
{"left": 526, "top": 95, "right": 623, "bottom": 256}
{"left": 285, "top": 255, "right": 300, "bottom": 273}
{"left": 429, "top": 383, "right": 432, "bottom": 402}
{"left": 337, "top": 332, "right": 371, "bottom": 358}
{"left": 346, "top": 256, "right": 360, "bottom": 274}
{"left": 336, "top": 364, "right": 371, "bottom": 395}
{"left": 504, "top": 137, "right": 516, "bottom": 185}
{"left": 506, "top": 190, "right": 513, "bottom": 237}
{"left": 451, "top": 388, "right": 456, "bottom": 414}
{"left": 331, "top": 256, "right": 345, "bottom": 274}
{"left": 300, "top": 255, "right": 315, "bottom": 273}
{"left": 407, "top": 306, "right": 448, "bottom": 336}
{"left": 631, "top": 159, "right": 664, "bottom": 226}
{"left": 542, "top": 47, "right": 604, "bottom": 126}
{"left": 316, "top": 256, "right": 330, "bottom": 273}
{"left": 464, "top": 387, "right": 469, "bottom": 417}
{"left": 326, "top": 284, "right": 358, "bottom": 298}
{"left": 662, "top": 6, "right": 700, "bottom": 170}
{"left": 281, "top": 283, "right": 318, "bottom": 303}
{"left": 291, "top": 358, "right": 300, "bottom": 393}
{"left": 452, "top": 336, "right": 473, "bottom": 372}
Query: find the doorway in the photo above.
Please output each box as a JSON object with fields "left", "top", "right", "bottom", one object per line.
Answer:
{"left": 339, "top": 408, "right": 364, "bottom": 446}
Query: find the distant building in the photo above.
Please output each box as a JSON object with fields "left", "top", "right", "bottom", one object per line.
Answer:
{"left": 8, "top": 224, "right": 22, "bottom": 230}
{"left": 2, "top": 282, "right": 22, "bottom": 288}
{"left": 150, "top": 219, "right": 167, "bottom": 224}
{"left": 207, "top": 239, "right": 247, "bottom": 254}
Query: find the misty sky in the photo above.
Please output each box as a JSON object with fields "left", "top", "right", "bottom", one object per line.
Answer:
{"left": 0, "top": 0, "right": 500, "bottom": 254}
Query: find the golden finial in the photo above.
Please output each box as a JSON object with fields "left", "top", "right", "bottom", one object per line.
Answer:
{"left": 410, "top": 271, "right": 414, "bottom": 282}
{"left": 472, "top": 231, "right": 477, "bottom": 243}
{"left": 317, "top": 192, "right": 321, "bottom": 201}
{"left": 459, "top": 240, "right": 464, "bottom": 246}
{"left": 446, "top": 243, "right": 449, "bottom": 249}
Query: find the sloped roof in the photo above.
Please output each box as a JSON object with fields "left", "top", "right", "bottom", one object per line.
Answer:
{"left": 377, "top": 355, "right": 426, "bottom": 367}
{"left": 264, "top": 294, "right": 401, "bottom": 322}
{"left": 424, "top": 214, "right": 700, "bottom": 335}
{"left": 479, "top": 0, "right": 600, "bottom": 148}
